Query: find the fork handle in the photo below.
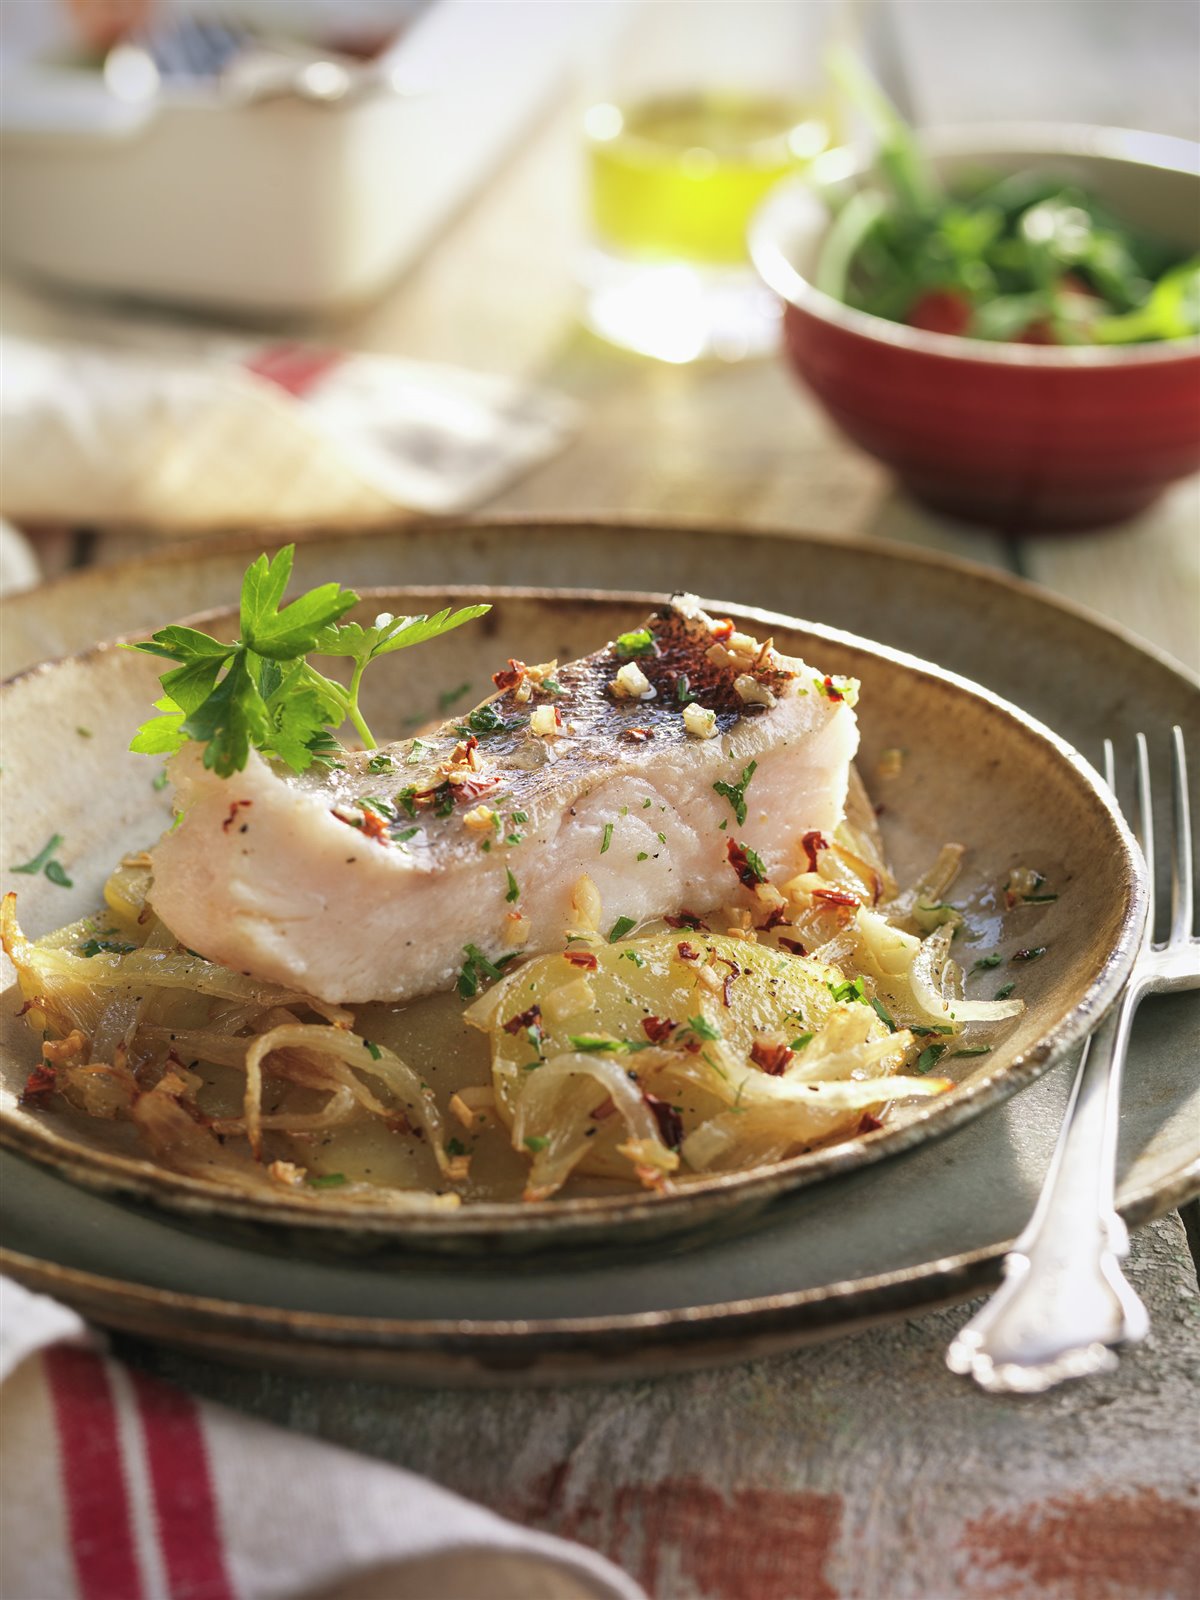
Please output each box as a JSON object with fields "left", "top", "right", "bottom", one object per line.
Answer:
{"left": 947, "top": 990, "right": 1150, "bottom": 1391}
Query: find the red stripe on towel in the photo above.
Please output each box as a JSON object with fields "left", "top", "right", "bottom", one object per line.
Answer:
{"left": 131, "top": 1370, "right": 235, "bottom": 1600}
{"left": 45, "top": 1346, "right": 146, "bottom": 1600}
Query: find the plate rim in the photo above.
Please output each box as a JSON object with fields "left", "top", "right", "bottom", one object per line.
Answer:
{"left": 0, "top": 586, "right": 1147, "bottom": 1242}
{"left": 1, "top": 1160, "right": 1195, "bottom": 1371}
{"left": 4, "top": 513, "right": 1197, "bottom": 693}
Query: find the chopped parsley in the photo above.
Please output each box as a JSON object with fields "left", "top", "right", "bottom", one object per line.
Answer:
{"left": 308, "top": 1172, "right": 347, "bottom": 1188}
{"left": 79, "top": 938, "right": 136, "bottom": 958}
{"left": 393, "top": 826, "right": 419, "bottom": 843}
{"left": 636, "top": 851, "right": 649, "bottom": 862}
{"left": 619, "top": 949, "right": 646, "bottom": 968}
{"left": 869, "top": 996, "right": 897, "bottom": 1032}
{"left": 608, "top": 915, "right": 637, "bottom": 942}
{"left": 911, "top": 1024, "right": 955, "bottom": 1037}
{"left": 126, "top": 545, "right": 489, "bottom": 777}
{"left": 523, "top": 1135, "right": 551, "bottom": 1153}
{"left": 445, "top": 1137, "right": 468, "bottom": 1157}
{"left": 615, "top": 628, "right": 655, "bottom": 659}
{"left": 642, "top": 799, "right": 652, "bottom": 809}
{"left": 568, "top": 1034, "right": 650, "bottom": 1054}
{"left": 505, "top": 869, "right": 520, "bottom": 903}
{"left": 790, "top": 1032, "right": 815, "bottom": 1051}
{"left": 675, "top": 674, "right": 696, "bottom": 706}
{"left": 367, "top": 752, "right": 395, "bottom": 773}
{"left": 457, "top": 942, "right": 514, "bottom": 999}
{"left": 686, "top": 1014, "right": 722, "bottom": 1042}
{"left": 362, "top": 1040, "right": 382, "bottom": 1060}
{"left": 949, "top": 1046, "right": 992, "bottom": 1058}
{"left": 970, "top": 954, "right": 1003, "bottom": 974}
{"left": 437, "top": 681, "right": 473, "bottom": 710}
{"left": 11, "top": 834, "right": 72, "bottom": 888}
{"left": 465, "top": 703, "right": 524, "bottom": 736}
{"left": 601, "top": 822, "right": 614, "bottom": 854}
{"left": 827, "top": 976, "right": 867, "bottom": 1004}
{"left": 713, "top": 759, "right": 758, "bottom": 827}
{"left": 916, "top": 1042, "right": 948, "bottom": 1074}
{"left": 152, "top": 768, "right": 170, "bottom": 792}
{"left": 994, "top": 981, "right": 1016, "bottom": 1000}
{"left": 406, "top": 739, "right": 432, "bottom": 766}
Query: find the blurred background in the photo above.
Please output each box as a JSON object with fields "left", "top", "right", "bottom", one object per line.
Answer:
{"left": 0, "top": 0, "right": 1196, "bottom": 664}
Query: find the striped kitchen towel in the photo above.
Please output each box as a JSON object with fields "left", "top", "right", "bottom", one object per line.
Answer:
{"left": 0, "top": 1277, "right": 644, "bottom": 1600}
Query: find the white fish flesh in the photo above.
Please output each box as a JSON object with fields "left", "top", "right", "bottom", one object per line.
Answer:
{"left": 149, "top": 598, "right": 860, "bottom": 1003}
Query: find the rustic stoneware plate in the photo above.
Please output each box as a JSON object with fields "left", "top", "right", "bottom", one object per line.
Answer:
{"left": 0, "top": 585, "right": 1145, "bottom": 1254}
{"left": 1, "top": 523, "right": 1195, "bottom": 1381}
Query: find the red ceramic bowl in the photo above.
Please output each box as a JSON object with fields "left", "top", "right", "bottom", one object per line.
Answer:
{"left": 750, "top": 125, "right": 1200, "bottom": 532}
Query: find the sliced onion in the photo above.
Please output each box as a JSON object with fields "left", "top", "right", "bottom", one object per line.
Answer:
{"left": 514, "top": 1053, "right": 669, "bottom": 1199}
{"left": 910, "top": 925, "right": 1025, "bottom": 1024}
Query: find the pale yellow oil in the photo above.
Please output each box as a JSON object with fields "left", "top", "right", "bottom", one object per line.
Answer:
{"left": 586, "top": 90, "right": 833, "bottom": 265}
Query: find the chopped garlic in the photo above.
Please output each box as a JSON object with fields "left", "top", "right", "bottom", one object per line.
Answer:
{"left": 530, "top": 704, "right": 560, "bottom": 736}
{"left": 610, "top": 661, "right": 654, "bottom": 700}
{"left": 571, "top": 873, "right": 603, "bottom": 931}
{"left": 683, "top": 702, "right": 718, "bottom": 739}
{"left": 462, "top": 805, "right": 498, "bottom": 832}
{"left": 267, "top": 1159, "right": 305, "bottom": 1187}
{"left": 734, "top": 673, "right": 776, "bottom": 708}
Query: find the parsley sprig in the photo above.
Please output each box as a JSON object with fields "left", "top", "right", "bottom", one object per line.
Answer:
{"left": 126, "top": 547, "right": 489, "bottom": 779}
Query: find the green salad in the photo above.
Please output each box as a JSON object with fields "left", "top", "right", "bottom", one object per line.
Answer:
{"left": 817, "top": 51, "right": 1200, "bottom": 346}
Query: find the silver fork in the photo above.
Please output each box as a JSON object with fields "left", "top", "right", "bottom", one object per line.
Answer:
{"left": 947, "top": 726, "right": 1198, "bottom": 1393}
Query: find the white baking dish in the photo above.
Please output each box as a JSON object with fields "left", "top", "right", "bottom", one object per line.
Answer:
{"left": 0, "top": 2, "right": 600, "bottom": 318}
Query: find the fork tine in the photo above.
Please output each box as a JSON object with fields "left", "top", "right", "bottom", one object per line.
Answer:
{"left": 1136, "top": 733, "right": 1156, "bottom": 947}
{"left": 1170, "top": 725, "right": 1194, "bottom": 943}
{"left": 1103, "top": 737, "right": 1116, "bottom": 792}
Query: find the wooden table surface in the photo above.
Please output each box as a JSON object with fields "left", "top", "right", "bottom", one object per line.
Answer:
{"left": 12, "top": 52, "right": 1200, "bottom": 1600}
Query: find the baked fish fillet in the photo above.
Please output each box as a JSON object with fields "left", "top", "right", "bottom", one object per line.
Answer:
{"left": 150, "top": 598, "right": 859, "bottom": 1003}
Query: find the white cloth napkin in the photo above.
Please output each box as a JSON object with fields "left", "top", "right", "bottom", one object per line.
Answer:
{"left": 0, "top": 285, "right": 577, "bottom": 538}
{"left": 0, "top": 1277, "right": 645, "bottom": 1600}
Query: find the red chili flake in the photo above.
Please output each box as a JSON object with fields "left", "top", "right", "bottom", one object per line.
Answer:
{"left": 710, "top": 619, "right": 735, "bottom": 641}
{"left": 591, "top": 1096, "right": 618, "bottom": 1121}
{"left": 676, "top": 941, "right": 700, "bottom": 962}
{"left": 641, "top": 1016, "right": 677, "bottom": 1044}
{"left": 623, "top": 727, "right": 654, "bottom": 743}
{"left": 502, "top": 1004, "right": 542, "bottom": 1035}
{"left": 21, "top": 1063, "right": 57, "bottom": 1104}
{"left": 359, "top": 809, "right": 389, "bottom": 842}
{"left": 756, "top": 904, "right": 790, "bottom": 931}
{"left": 643, "top": 1092, "right": 683, "bottom": 1150}
{"left": 664, "top": 911, "right": 709, "bottom": 931}
{"left": 858, "top": 1112, "right": 884, "bottom": 1133}
{"left": 821, "top": 676, "right": 843, "bottom": 702}
{"left": 713, "top": 955, "right": 740, "bottom": 1008}
{"left": 385, "top": 1112, "right": 413, "bottom": 1136}
{"left": 452, "top": 776, "right": 502, "bottom": 805}
{"left": 801, "top": 830, "right": 829, "bottom": 873}
{"left": 726, "top": 838, "right": 765, "bottom": 889}
{"left": 750, "top": 1040, "right": 793, "bottom": 1076}
{"left": 563, "top": 949, "right": 599, "bottom": 970}
{"left": 15, "top": 998, "right": 38, "bottom": 1018}
{"left": 492, "top": 658, "right": 526, "bottom": 691}
{"left": 222, "top": 800, "right": 252, "bottom": 833}
{"left": 779, "top": 936, "right": 808, "bottom": 956}
{"left": 812, "top": 886, "right": 860, "bottom": 908}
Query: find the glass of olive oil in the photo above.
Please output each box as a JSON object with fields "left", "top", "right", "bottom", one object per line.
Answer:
{"left": 580, "top": 4, "right": 842, "bottom": 363}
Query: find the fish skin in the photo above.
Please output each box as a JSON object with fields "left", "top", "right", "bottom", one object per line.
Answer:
{"left": 149, "top": 599, "right": 859, "bottom": 1003}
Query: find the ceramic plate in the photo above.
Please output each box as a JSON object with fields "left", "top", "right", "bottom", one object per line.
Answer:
{"left": 0, "top": 523, "right": 1195, "bottom": 1379}
{"left": 0, "top": 586, "right": 1144, "bottom": 1251}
